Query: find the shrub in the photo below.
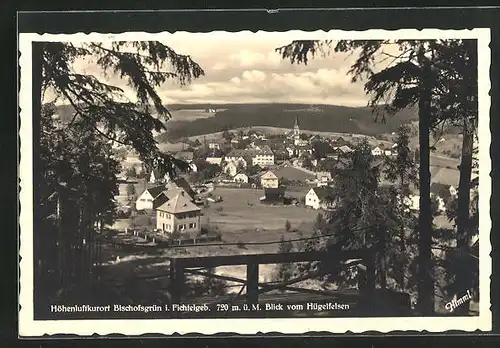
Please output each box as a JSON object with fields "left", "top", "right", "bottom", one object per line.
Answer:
{"left": 169, "top": 231, "right": 182, "bottom": 241}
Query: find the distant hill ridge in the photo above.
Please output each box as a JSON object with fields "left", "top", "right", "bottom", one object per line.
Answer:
{"left": 161, "top": 103, "right": 418, "bottom": 141}
{"left": 54, "top": 103, "right": 419, "bottom": 141}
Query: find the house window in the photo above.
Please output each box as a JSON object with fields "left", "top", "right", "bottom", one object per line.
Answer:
{"left": 162, "top": 223, "right": 165, "bottom": 231}
{"left": 179, "top": 224, "right": 186, "bottom": 231}
{"left": 189, "top": 223, "right": 196, "bottom": 229}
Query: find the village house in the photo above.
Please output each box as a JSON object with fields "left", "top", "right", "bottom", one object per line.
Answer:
{"left": 273, "top": 148, "right": 289, "bottom": 162}
{"left": 297, "top": 145, "right": 313, "bottom": 157}
{"left": 174, "top": 151, "right": 198, "bottom": 172}
{"left": 330, "top": 137, "right": 349, "bottom": 148}
{"left": 250, "top": 138, "right": 267, "bottom": 149}
{"left": 260, "top": 170, "right": 279, "bottom": 188}
{"left": 371, "top": 146, "right": 384, "bottom": 157}
{"left": 223, "top": 160, "right": 240, "bottom": 177}
{"left": 167, "top": 177, "right": 197, "bottom": 201}
{"left": 403, "top": 192, "right": 446, "bottom": 213}
{"left": 233, "top": 172, "right": 249, "bottom": 184}
{"left": 208, "top": 142, "right": 221, "bottom": 150}
{"left": 449, "top": 185, "right": 458, "bottom": 197}
{"left": 135, "top": 185, "right": 168, "bottom": 211}
{"left": 430, "top": 182, "right": 458, "bottom": 203}
{"left": 224, "top": 150, "right": 249, "bottom": 168}
{"left": 286, "top": 144, "right": 312, "bottom": 158}
{"left": 205, "top": 156, "right": 223, "bottom": 166}
{"left": 305, "top": 187, "right": 336, "bottom": 210}
{"left": 156, "top": 191, "right": 201, "bottom": 235}
{"left": 149, "top": 169, "right": 170, "bottom": 184}
{"left": 295, "top": 138, "right": 309, "bottom": 147}
{"left": 252, "top": 145, "right": 275, "bottom": 166}
{"left": 337, "top": 145, "right": 353, "bottom": 155}
{"left": 225, "top": 149, "right": 246, "bottom": 162}
{"left": 315, "top": 171, "right": 332, "bottom": 187}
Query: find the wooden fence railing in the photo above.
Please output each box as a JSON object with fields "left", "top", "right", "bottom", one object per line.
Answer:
{"left": 169, "top": 249, "right": 376, "bottom": 305}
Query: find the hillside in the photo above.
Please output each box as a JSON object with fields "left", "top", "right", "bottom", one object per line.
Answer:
{"left": 53, "top": 103, "right": 419, "bottom": 141}
{"left": 159, "top": 103, "right": 419, "bottom": 142}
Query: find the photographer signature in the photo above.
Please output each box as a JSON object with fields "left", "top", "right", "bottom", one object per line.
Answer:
{"left": 445, "top": 290, "right": 473, "bottom": 312}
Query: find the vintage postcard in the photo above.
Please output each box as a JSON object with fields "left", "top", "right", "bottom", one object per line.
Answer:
{"left": 18, "top": 28, "right": 492, "bottom": 336}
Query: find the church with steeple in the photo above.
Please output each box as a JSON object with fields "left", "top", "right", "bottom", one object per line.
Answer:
{"left": 293, "top": 116, "right": 300, "bottom": 140}
{"left": 292, "top": 116, "right": 307, "bottom": 146}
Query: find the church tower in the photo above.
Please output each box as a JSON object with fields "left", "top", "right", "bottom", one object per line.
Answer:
{"left": 293, "top": 116, "right": 300, "bottom": 145}
{"left": 293, "top": 116, "right": 300, "bottom": 137}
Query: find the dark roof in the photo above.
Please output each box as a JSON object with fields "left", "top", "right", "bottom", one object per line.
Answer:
{"left": 227, "top": 149, "right": 248, "bottom": 157}
{"left": 259, "top": 145, "right": 274, "bottom": 155}
{"left": 172, "top": 177, "right": 196, "bottom": 199}
{"left": 151, "top": 169, "right": 165, "bottom": 178}
{"left": 156, "top": 192, "right": 201, "bottom": 214}
{"left": 296, "top": 144, "right": 310, "bottom": 150}
{"left": 311, "top": 187, "right": 335, "bottom": 200}
{"left": 334, "top": 158, "right": 351, "bottom": 170}
{"left": 152, "top": 192, "right": 170, "bottom": 208}
{"left": 147, "top": 185, "right": 167, "bottom": 198}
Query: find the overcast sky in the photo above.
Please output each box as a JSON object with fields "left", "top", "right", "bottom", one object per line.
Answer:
{"left": 72, "top": 35, "right": 372, "bottom": 107}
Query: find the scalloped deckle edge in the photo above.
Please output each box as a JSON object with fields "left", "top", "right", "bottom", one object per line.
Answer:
{"left": 18, "top": 28, "right": 492, "bottom": 337}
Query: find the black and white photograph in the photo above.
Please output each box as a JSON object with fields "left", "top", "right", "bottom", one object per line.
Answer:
{"left": 18, "top": 28, "right": 491, "bottom": 335}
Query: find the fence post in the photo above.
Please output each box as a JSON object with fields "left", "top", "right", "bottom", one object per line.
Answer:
{"left": 246, "top": 262, "right": 259, "bottom": 304}
{"left": 170, "top": 259, "right": 185, "bottom": 303}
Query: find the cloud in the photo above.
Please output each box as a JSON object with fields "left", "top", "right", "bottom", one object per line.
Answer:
{"left": 157, "top": 67, "right": 366, "bottom": 106}
{"left": 241, "top": 70, "right": 266, "bottom": 82}
{"left": 47, "top": 35, "right": 371, "bottom": 107}
{"left": 229, "top": 49, "right": 282, "bottom": 69}
{"left": 212, "top": 62, "right": 227, "bottom": 71}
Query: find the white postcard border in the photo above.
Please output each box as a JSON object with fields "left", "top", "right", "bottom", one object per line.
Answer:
{"left": 19, "top": 28, "right": 492, "bottom": 336}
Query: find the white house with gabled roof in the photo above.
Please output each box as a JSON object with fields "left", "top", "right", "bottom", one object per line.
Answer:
{"left": 136, "top": 185, "right": 168, "bottom": 211}
{"left": 156, "top": 191, "right": 201, "bottom": 235}
{"left": 260, "top": 170, "right": 279, "bottom": 188}
{"left": 233, "top": 172, "right": 249, "bottom": 184}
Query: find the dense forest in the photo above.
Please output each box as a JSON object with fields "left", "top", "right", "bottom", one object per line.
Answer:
{"left": 162, "top": 103, "right": 418, "bottom": 141}
{"left": 56, "top": 103, "right": 419, "bottom": 142}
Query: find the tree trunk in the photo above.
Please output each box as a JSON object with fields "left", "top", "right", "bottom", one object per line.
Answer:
{"left": 400, "top": 174, "right": 406, "bottom": 291}
{"left": 416, "top": 54, "right": 434, "bottom": 315}
{"left": 378, "top": 225, "right": 387, "bottom": 289}
{"left": 453, "top": 117, "right": 474, "bottom": 315}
